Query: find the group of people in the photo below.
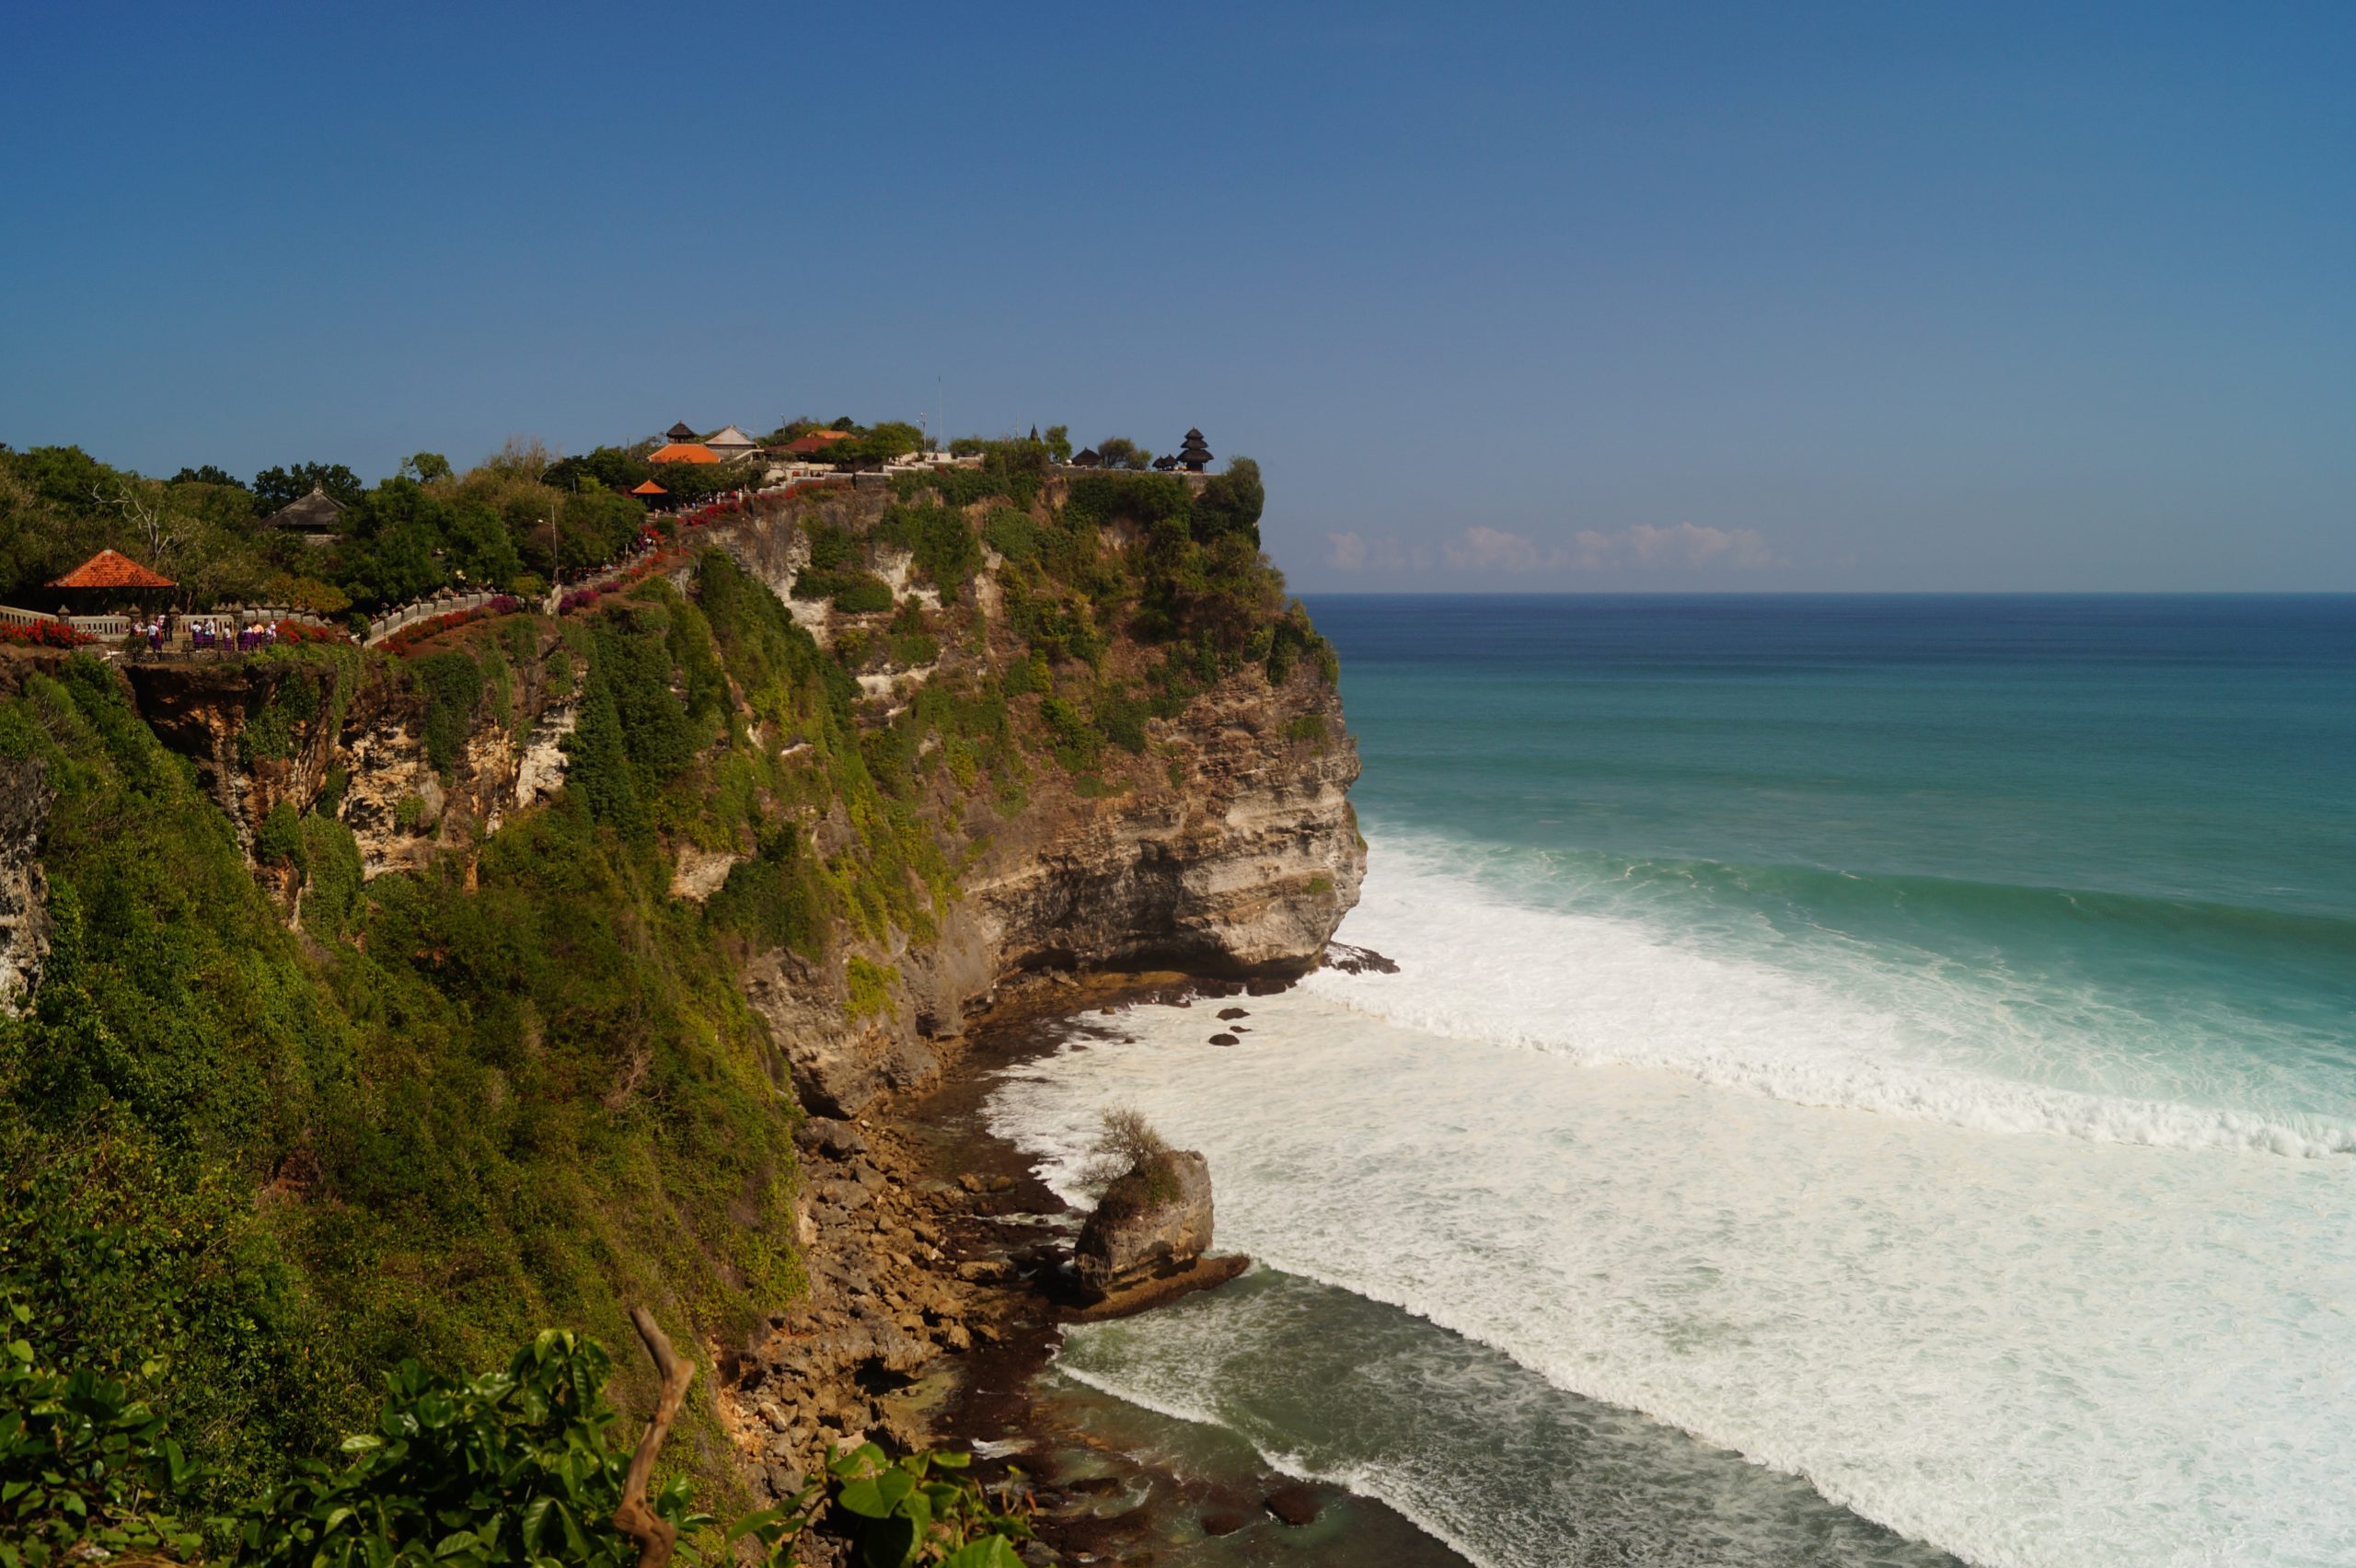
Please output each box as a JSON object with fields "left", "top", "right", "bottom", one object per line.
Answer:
{"left": 131, "top": 615, "right": 287, "bottom": 655}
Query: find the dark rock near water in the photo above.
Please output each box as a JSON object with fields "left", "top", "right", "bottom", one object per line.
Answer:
{"left": 1207, "top": 1032, "right": 1241, "bottom": 1046}
{"left": 1323, "top": 941, "right": 1400, "bottom": 975}
{"left": 1199, "top": 1504, "right": 1257, "bottom": 1537}
{"left": 1073, "top": 1149, "right": 1214, "bottom": 1300}
{"left": 1264, "top": 1482, "right": 1322, "bottom": 1528}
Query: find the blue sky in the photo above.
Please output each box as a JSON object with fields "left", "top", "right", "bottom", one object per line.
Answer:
{"left": 4, "top": 2, "right": 2351, "bottom": 591}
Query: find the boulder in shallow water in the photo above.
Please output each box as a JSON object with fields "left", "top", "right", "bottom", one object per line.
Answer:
{"left": 1074, "top": 1149, "right": 1215, "bottom": 1300}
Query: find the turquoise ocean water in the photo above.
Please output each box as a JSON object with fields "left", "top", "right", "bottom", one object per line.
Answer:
{"left": 991, "top": 596, "right": 2356, "bottom": 1568}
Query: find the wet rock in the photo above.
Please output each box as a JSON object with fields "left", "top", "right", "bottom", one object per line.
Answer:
{"left": 1207, "top": 1032, "right": 1240, "bottom": 1046}
{"left": 1200, "top": 1505, "right": 1257, "bottom": 1537}
{"left": 1264, "top": 1482, "right": 1322, "bottom": 1528}
{"left": 1073, "top": 1149, "right": 1214, "bottom": 1301}
{"left": 1323, "top": 941, "right": 1399, "bottom": 975}
{"left": 1216, "top": 1007, "right": 1249, "bottom": 1020}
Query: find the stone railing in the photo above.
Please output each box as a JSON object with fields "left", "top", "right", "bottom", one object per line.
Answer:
{"left": 364, "top": 590, "right": 500, "bottom": 647}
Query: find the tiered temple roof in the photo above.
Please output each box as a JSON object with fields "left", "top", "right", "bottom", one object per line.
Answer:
{"left": 1176, "top": 427, "right": 1213, "bottom": 471}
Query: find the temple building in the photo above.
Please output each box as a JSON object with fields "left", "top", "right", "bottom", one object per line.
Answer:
{"left": 704, "top": 425, "right": 761, "bottom": 462}
{"left": 664, "top": 421, "right": 699, "bottom": 444}
{"left": 259, "top": 484, "right": 345, "bottom": 547}
{"left": 1176, "top": 428, "right": 1213, "bottom": 472}
{"left": 1068, "top": 446, "right": 1103, "bottom": 468}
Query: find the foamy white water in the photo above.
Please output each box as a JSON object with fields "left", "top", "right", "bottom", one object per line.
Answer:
{"left": 1311, "top": 837, "right": 2356, "bottom": 1158}
{"left": 987, "top": 847, "right": 2356, "bottom": 1568}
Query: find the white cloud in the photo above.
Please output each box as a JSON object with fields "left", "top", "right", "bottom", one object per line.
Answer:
{"left": 1315, "top": 522, "right": 1776, "bottom": 578}
{"left": 1325, "top": 531, "right": 1370, "bottom": 571}
{"left": 1443, "top": 525, "right": 1564, "bottom": 571}
{"left": 1572, "top": 522, "right": 1776, "bottom": 571}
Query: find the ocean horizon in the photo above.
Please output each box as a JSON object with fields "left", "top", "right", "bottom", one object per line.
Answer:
{"left": 991, "top": 591, "right": 2356, "bottom": 1567}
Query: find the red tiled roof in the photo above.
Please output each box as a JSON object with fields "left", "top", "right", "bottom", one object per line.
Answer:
{"left": 783, "top": 430, "right": 854, "bottom": 455}
{"left": 51, "top": 548, "right": 177, "bottom": 589}
{"left": 648, "top": 443, "right": 721, "bottom": 465}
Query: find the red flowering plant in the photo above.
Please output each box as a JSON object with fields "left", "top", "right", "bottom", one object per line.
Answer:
{"left": 0, "top": 619, "right": 97, "bottom": 649}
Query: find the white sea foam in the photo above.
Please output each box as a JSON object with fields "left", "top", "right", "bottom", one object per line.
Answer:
{"left": 1299, "top": 838, "right": 2356, "bottom": 1158}
{"left": 988, "top": 995, "right": 2356, "bottom": 1568}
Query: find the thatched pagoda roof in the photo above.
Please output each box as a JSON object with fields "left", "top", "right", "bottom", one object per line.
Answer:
{"left": 260, "top": 486, "right": 345, "bottom": 535}
{"left": 665, "top": 421, "right": 699, "bottom": 441}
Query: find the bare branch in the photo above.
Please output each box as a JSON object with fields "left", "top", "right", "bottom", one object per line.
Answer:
{"left": 613, "top": 1305, "right": 696, "bottom": 1568}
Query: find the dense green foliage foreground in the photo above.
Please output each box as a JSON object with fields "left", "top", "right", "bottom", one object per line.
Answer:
{"left": 0, "top": 458, "right": 1318, "bottom": 1559}
{"left": 1, "top": 1298, "right": 1029, "bottom": 1566}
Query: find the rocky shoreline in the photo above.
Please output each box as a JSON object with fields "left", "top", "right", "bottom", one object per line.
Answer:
{"left": 722, "top": 966, "right": 1470, "bottom": 1566}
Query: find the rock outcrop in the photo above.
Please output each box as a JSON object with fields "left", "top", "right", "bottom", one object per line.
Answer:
{"left": 0, "top": 759, "right": 52, "bottom": 1016}
{"left": 1073, "top": 1148, "right": 1216, "bottom": 1301}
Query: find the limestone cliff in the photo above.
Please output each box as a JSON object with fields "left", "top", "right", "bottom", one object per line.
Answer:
{"left": 115, "top": 476, "right": 1364, "bottom": 1115}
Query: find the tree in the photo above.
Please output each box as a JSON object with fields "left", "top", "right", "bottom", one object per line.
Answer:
{"left": 168, "top": 464, "right": 244, "bottom": 489}
{"left": 1044, "top": 425, "right": 1072, "bottom": 462}
{"left": 252, "top": 462, "right": 363, "bottom": 512}
{"left": 399, "top": 452, "right": 453, "bottom": 483}
{"left": 1095, "top": 437, "right": 1154, "bottom": 471}
{"left": 91, "top": 476, "right": 183, "bottom": 579}
{"left": 1194, "top": 455, "right": 1265, "bottom": 546}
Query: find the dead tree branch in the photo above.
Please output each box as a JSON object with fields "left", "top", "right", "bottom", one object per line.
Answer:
{"left": 614, "top": 1305, "right": 696, "bottom": 1568}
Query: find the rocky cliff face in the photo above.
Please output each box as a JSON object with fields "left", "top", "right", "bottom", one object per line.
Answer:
{"left": 729, "top": 656, "right": 1360, "bottom": 1117}
{"left": 115, "top": 485, "right": 1364, "bottom": 1114}
{"left": 121, "top": 660, "right": 344, "bottom": 852}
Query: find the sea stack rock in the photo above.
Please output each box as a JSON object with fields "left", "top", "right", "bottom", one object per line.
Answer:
{"left": 1074, "top": 1148, "right": 1215, "bottom": 1300}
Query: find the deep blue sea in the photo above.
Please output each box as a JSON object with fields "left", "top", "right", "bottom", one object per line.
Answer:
{"left": 992, "top": 596, "right": 2356, "bottom": 1568}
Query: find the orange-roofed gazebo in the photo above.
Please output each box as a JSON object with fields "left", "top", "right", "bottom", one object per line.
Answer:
{"left": 52, "top": 549, "right": 177, "bottom": 592}
{"left": 630, "top": 480, "right": 668, "bottom": 498}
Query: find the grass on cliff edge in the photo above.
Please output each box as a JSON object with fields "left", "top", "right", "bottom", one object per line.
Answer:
{"left": 0, "top": 656, "right": 800, "bottom": 1523}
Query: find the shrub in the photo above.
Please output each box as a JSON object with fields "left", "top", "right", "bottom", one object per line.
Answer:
{"left": 829, "top": 574, "right": 894, "bottom": 615}
{"left": 1077, "top": 1108, "right": 1169, "bottom": 1196}
{"left": 845, "top": 955, "right": 897, "bottom": 1021}
{"left": 0, "top": 1300, "right": 209, "bottom": 1567}
{"left": 877, "top": 504, "right": 982, "bottom": 599}
{"left": 981, "top": 507, "right": 1037, "bottom": 567}
{"left": 240, "top": 1329, "right": 706, "bottom": 1568}
{"left": 254, "top": 801, "right": 306, "bottom": 873}
{"left": 414, "top": 651, "right": 483, "bottom": 778}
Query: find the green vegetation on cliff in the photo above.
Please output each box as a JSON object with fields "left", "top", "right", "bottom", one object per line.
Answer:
{"left": 0, "top": 449, "right": 1336, "bottom": 1556}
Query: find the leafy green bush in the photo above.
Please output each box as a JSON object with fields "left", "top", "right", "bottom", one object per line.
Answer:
{"left": 241, "top": 1329, "right": 704, "bottom": 1568}
{"left": 255, "top": 801, "right": 307, "bottom": 873}
{"left": 708, "top": 826, "right": 829, "bottom": 960}
{"left": 845, "top": 956, "right": 897, "bottom": 1021}
{"left": 828, "top": 574, "right": 894, "bottom": 615}
{"left": 298, "top": 813, "right": 365, "bottom": 939}
{"left": 0, "top": 1300, "right": 208, "bottom": 1568}
{"left": 415, "top": 651, "right": 483, "bottom": 778}
{"left": 981, "top": 508, "right": 1037, "bottom": 567}
{"left": 822, "top": 1442, "right": 1030, "bottom": 1568}
{"left": 877, "top": 505, "right": 982, "bottom": 600}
